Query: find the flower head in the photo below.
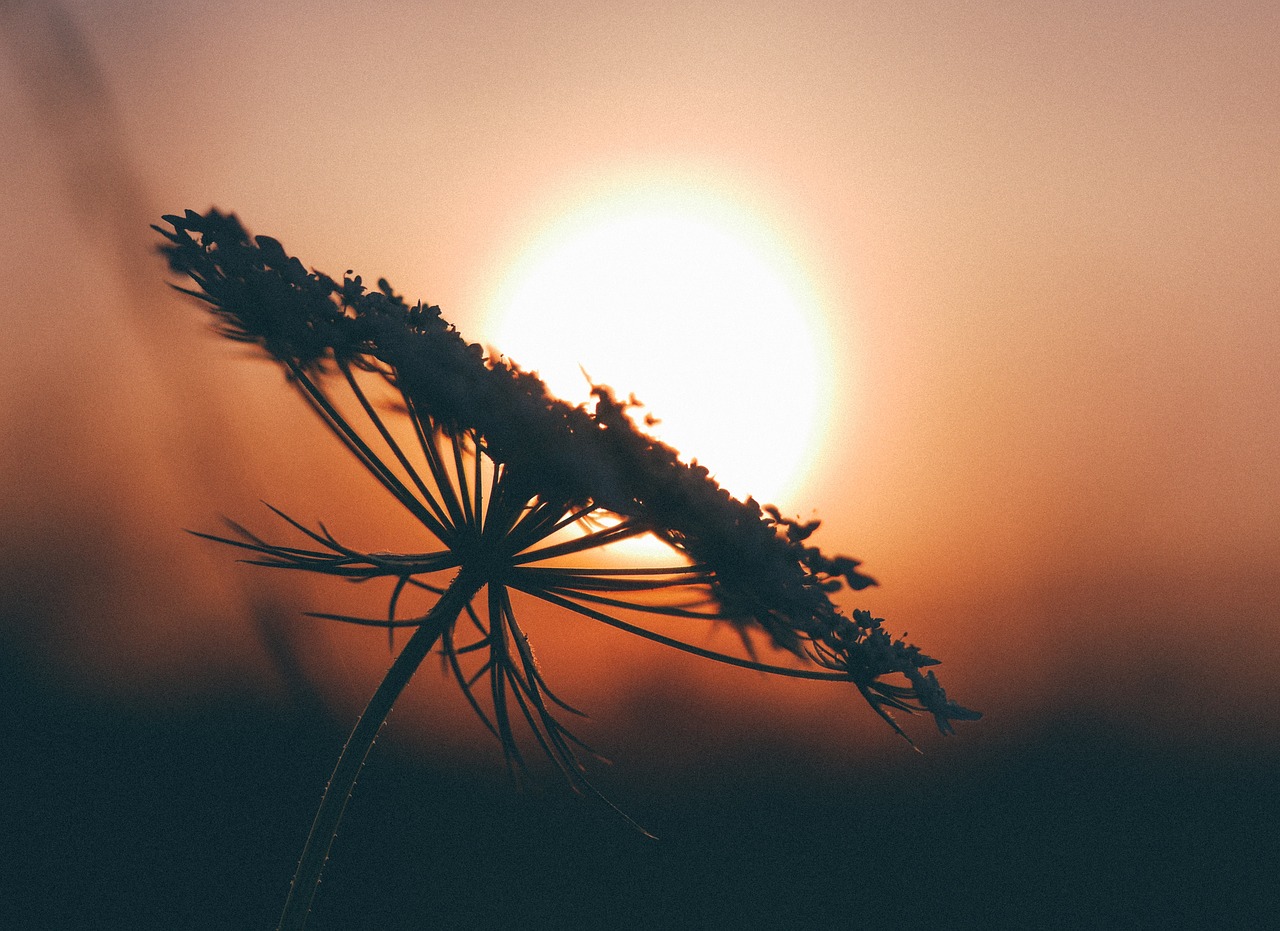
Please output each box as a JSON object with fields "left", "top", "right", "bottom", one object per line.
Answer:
{"left": 156, "top": 207, "right": 979, "bottom": 781}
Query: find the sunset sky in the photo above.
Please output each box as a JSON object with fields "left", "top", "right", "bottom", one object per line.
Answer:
{"left": 4, "top": 3, "right": 1280, "bottom": 927}
{"left": 3, "top": 0, "right": 1278, "bottom": 760}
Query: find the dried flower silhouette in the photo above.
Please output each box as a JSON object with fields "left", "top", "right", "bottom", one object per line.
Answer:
{"left": 156, "top": 208, "right": 979, "bottom": 930}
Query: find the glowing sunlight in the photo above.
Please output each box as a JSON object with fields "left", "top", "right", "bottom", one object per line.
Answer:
{"left": 485, "top": 183, "right": 833, "bottom": 509}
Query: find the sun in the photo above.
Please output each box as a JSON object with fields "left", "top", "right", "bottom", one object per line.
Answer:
{"left": 484, "top": 182, "right": 832, "bottom": 509}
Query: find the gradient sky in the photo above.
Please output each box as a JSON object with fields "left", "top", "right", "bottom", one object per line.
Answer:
{"left": 1, "top": 0, "right": 1277, "bottom": 761}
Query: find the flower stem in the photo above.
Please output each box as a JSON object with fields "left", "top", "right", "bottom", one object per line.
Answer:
{"left": 277, "top": 569, "right": 486, "bottom": 931}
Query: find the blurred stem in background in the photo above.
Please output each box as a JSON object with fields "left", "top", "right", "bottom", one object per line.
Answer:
{"left": 0, "top": 0, "right": 308, "bottom": 702}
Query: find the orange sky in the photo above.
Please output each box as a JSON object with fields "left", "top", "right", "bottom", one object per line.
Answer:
{"left": 1, "top": 0, "right": 1277, "bottom": 761}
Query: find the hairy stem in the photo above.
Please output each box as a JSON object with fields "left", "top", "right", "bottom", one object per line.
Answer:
{"left": 277, "top": 569, "right": 485, "bottom": 931}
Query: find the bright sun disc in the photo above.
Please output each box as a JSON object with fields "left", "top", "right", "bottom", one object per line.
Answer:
{"left": 486, "top": 185, "right": 831, "bottom": 508}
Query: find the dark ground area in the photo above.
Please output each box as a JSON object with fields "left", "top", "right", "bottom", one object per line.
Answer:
{"left": 3, "top": 646, "right": 1276, "bottom": 931}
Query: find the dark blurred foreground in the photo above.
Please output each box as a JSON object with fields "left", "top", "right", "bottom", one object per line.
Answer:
{"left": 3, "top": 644, "right": 1277, "bottom": 931}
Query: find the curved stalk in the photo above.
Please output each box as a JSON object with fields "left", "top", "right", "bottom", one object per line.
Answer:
{"left": 277, "top": 569, "right": 486, "bottom": 931}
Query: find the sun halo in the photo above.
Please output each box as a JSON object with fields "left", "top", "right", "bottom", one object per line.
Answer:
{"left": 484, "top": 186, "right": 833, "bottom": 520}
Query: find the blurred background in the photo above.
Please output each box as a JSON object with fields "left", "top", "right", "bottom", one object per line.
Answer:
{"left": 2, "top": 1, "right": 1277, "bottom": 927}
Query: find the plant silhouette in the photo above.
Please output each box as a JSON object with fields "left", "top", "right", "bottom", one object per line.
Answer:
{"left": 156, "top": 208, "right": 979, "bottom": 931}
